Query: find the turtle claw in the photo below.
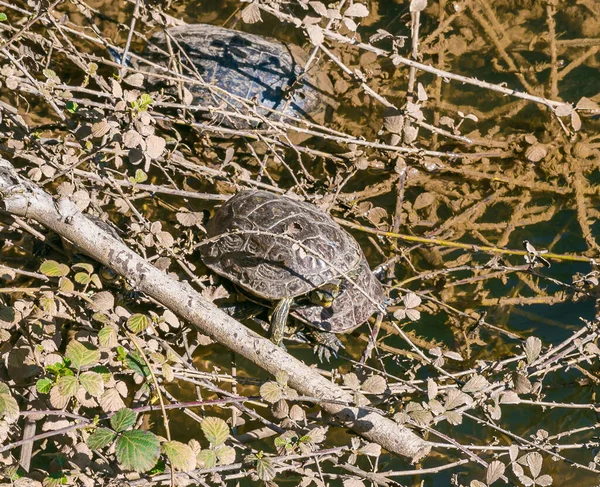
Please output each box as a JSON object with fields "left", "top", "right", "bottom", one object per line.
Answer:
{"left": 311, "top": 331, "right": 344, "bottom": 362}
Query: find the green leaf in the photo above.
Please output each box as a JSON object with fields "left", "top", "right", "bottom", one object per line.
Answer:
{"left": 134, "top": 169, "right": 148, "bottom": 183}
{"left": 87, "top": 428, "right": 116, "bottom": 450}
{"left": 115, "top": 430, "right": 160, "bottom": 472}
{"left": 66, "top": 101, "right": 78, "bottom": 113}
{"left": 0, "top": 13, "right": 7, "bottom": 21}
{"left": 40, "top": 260, "right": 70, "bottom": 277}
{"left": 44, "top": 473, "right": 67, "bottom": 487}
{"left": 162, "top": 441, "right": 196, "bottom": 472}
{"left": 79, "top": 371, "right": 104, "bottom": 397}
{"left": 36, "top": 377, "right": 53, "bottom": 394}
{"left": 196, "top": 449, "right": 217, "bottom": 469}
{"left": 110, "top": 408, "right": 137, "bottom": 432}
{"left": 255, "top": 456, "right": 276, "bottom": 481}
{"left": 201, "top": 417, "right": 229, "bottom": 445}
{"left": 66, "top": 341, "right": 101, "bottom": 370}
{"left": 0, "top": 382, "right": 9, "bottom": 395}
{"left": 98, "top": 326, "right": 118, "bottom": 348}
{"left": 74, "top": 272, "right": 91, "bottom": 284}
{"left": 116, "top": 346, "right": 127, "bottom": 361}
{"left": 127, "top": 313, "right": 150, "bottom": 333}
{"left": 125, "top": 352, "right": 150, "bottom": 378}
{"left": 57, "top": 375, "right": 78, "bottom": 398}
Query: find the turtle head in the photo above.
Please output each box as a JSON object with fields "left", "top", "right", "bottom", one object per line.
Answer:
{"left": 309, "top": 280, "right": 344, "bottom": 308}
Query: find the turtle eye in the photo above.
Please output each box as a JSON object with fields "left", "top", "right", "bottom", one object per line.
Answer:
{"left": 100, "top": 267, "right": 119, "bottom": 283}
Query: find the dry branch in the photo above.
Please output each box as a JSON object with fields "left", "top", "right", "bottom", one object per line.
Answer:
{"left": 0, "top": 157, "right": 431, "bottom": 462}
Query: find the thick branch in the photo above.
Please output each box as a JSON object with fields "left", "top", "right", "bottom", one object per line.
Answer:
{"left": 0, "top": 158, "right": 431, "bottom": 462}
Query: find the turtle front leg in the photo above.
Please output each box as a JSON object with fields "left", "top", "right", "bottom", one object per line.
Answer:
{"left": 270, "top": 297, "right": 293, "bottom": 346}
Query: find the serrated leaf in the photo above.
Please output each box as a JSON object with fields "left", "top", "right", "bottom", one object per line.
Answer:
{"left": 486, "top": 460, "right": 505, "bottom": 485}
{"left": 445, "top": 410, "right": 463, "bottom": 425}
{"left": 36, "top": 378, "right": 53, "bottom": 394}
{"left": 344, "top": 479, "right": 365, "bottom": 487}
{"left": 201, "top": 417, "right": 229, "bottom": 445}
{"left": 196, "top": 449, "right": 217, "bottom": 468}
{"left": 40, "top": 260, "right": 70, "bottom": 277}
{"left": 525, "top": 452, "right": 543, "bottom": 478}
{"left": 361, "top": 375, "right": 386, "bottom": 394}
{"left": 443, "top": 351, "right": 464, "bottom": 361}
{"left": 554, "top": 104, "right": 573, "bottom": 117}
{"left": 405, "top": 308, "right": 421, "bottom": 321}
{"left": 146, "top": 135, "right": 166, "bottom": 160}
{"left": 260, "top": 381, "right": 282, "bottom": 404}
{"left": 0, "top": 393, "right": 19, "bottom": 423}
{"left": 413, "top": 192, "right": 434, "bottom": 210}
{"left": 343, "top": 372, "right": 361, "bottom": 389}
{"left": 125, "top": 352, "right": 150, "bottom": 378}
{"left": 66, "top": 341, "right": 100, "bottom": 370}
{"left": 91, "top": 120, "right": 111, "bottom": 138}
{"left": 87, "top": 427, "right": 116, "bottom": 450}
{"left": 358, "top": 443, "right": 381, "bottom": 457}
{"left": 57, "top": 375, "right": 78, "bottom": 397}
{"left": 127, "top": 314, "right": 150, "bottom": 333}
{"left": 80, "top": 371, "right": 104, "bottom": 397}
{"left": 306, "top": 24, "right": 324, "bottom": 46}
{"left": 513, "top": 373, "right": 532, "bottom": 394}
{"left": 462, "top": 375, "right": 489, "bottom": 393}
{"left": 98, "top": 326, "right": 118, "bottom": 348}
{"left": 124, "top": 73, "right": 144, "bottom": 88}
{"left": 59, "top": 277, "right": 75, "bottom": 292}
{"left": 524, "top": 336, "right": 542, "bottom": 364}
{"left": 310, "top": 1, "right": 327, "bottom": 15}
{"left": 275, "top": 371, "right": 289, "bottom": 386}
{"left": 427, "top": 378, "right": 438, "bottom": 399}
{"left": 409, "top": 408, "right": 433, "bottom": 426}
{"left": 215, "top": 445, "right": 236, "bottom": 465}
{"left": 256, "top": 456, "right": 276, "bottom": 481}
{"left": 500, "top": 391, "right": 520, "bottom": 404}
{"left": 403, "top": 292, "right": 421, "bottom": 308}
{"left": 162, "top": 363, "right": 174, "bottom": 382}
{"left": 241, "top": 2, "right": 262, "bottom": 23}
{"left": 345, "top": 3, "right": 369, "bottom": 17}
{"left": 115, "top": 430, "right": 160, "bottom": 472}
{"left": 100, "top": 388, "right": 126, "bottom": 412}
{"left": 445, "top": 388, "right": 471, "bottom": 410}
{"left": 111, "top": 408, "right": 137, "bottom": 432}
{"left": 410, "top": 0, "right": 427, "bottom": 12}
{"left": 73, "top": 262, "right": 94, "bottom": 273}
{"left": 162, "top": 441, "right": 196, "bottom": 472}
{"left": 74, "top": 272, "right": 91, "bottom": 284}
{"left": 536, "top": 474, "right": 553, "bottom": 486}
{"left": 49, "top": 384, "right": 71, "bottom": 409}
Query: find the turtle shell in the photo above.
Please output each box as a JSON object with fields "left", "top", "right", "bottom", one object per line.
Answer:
{"left": 199, "top": 190, "right": 384, "bottom": 333}
{"left": 142, "top": 24, "right": 322, "bottom": 125}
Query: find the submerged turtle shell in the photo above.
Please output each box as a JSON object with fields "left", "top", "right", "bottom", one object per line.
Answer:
{"left": 142, "top": 24, "right": 322, "bottom": 125}
{"left": 199, "top": 190, "right": 384, "bottom": 333}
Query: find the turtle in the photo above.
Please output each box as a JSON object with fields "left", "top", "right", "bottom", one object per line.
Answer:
{"left": 198, "top": 190, "right": 384, "bottom": 356}
{"left": 138, "top": 24, "right": 325, "bottom": 127}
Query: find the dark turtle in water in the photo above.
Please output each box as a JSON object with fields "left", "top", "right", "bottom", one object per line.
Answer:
{"left": 140, "top": 24, "right": 324, "bottom": 127}
{"left": 199, "top": 190, "right": 384, "bottom": 356}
